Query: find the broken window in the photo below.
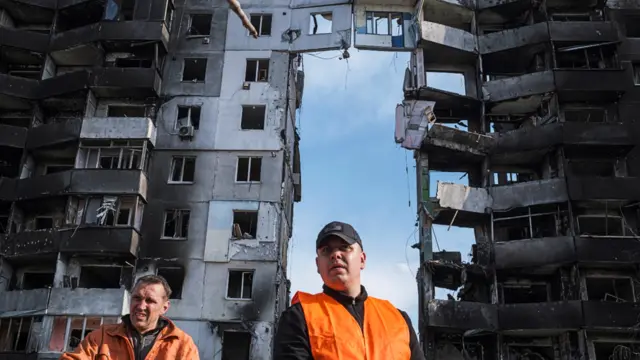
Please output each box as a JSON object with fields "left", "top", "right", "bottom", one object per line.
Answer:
{"left": 222, "top": 331, "right": 251, "bottom": 360}
{"left": 81, "top": 141, "right": 144, "bottom": 170}
{"left": 169, "top": 157, "right": 196, "bottom": 183}
{"left": 564, "top": 107, "right": 607, "bottom": 123}
{"left": 250, "top": 14, "right": 272, "bottom": 36}
{"left": 501, "top": 281, "right": 549, "bottom": 304}
{"left": 227, "top": 270, "right": 253, "bottom": 299}
{"left": 188, "top": 14, "right": 212, "bottom": 36}
{"left": 625, "top": 16, "right": 640, "bottom": 38}
{"left": 232, "top": 211, "right": 258, "bottom": 239}
{"left": 21, "top": 272, "right": 54, "bottom": 290}
{"left": 633, "top": 62, "right": 640, "bottom": 86}
{"left": 245, "top": 59, "right": 269, "bottom": 82}
{"left": 114, "top": 58, "right": 152, "bottom": 68}
{"left": 426, "top": 72, "right": 466, "bottom": 95}
{"left": 492, "top": 171, "right": 536, "bottom": 186}
{"left": 45, "top": 165, "right": 73, "bottom": 175}
{"left": 165, "top": 0, "right": 174, "bottom": 30}
{"left": 34, "top": 217, "right": 53, "bottom": 230}
{"left": 241, "top": 105, "right": 265, "bottom": 130}
{"left": 0, "top": 316, "right": 42, "bottom": 352}
{"left": 555, "top": 44, "right": 617, "bottom": 69}
{"left": 79, "top": 266, "right": 121, "bottom": 289}
{"left": 235, "top": 157, "right": 262, "bottom": 182}
{"left": 309, "top": 12, "right": 332, "bottom": 35}
{"left": 593, "top": 342, "right": 640, "bottom": 360}
{"left": 365, "top": 12, "right": 402, "bottom": 36}
{"left": 157, "top": 267, "right": 184, "bottom": 299}
{"left": 577, "top": 215, "right": 623, "bottom": 236}
{"left": 586, "top": 276, "right": 634, "bottom": 302}
{"left": 493, "top": 207, "right": 563, "bottom": 241}
{"left": 107, "top": 105, "right": 146, "bottom": 117}
{"left": 182, "top": 58, "right": 207, "bottom": 82}
{"left": 506, "top": 341, "right": 555, "bottom": 360}
{"left": 49, "top": 316, "right": 118, "bottom": 352}
{"left": 162, "top": 209, "right": 190, "bottom": 239}
{"left": 176, "top": 106, "right": 201, "bottom": 130}
{"left": 68, "top": 196, "right": 136, "bottom": 227}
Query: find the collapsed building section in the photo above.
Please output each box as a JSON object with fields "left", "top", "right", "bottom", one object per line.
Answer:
{"left": 396, "top": 0, "right": 640, "bottom": 359}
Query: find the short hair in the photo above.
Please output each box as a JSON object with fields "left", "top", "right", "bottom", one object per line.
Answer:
{"left": 134, "top": 274, "right": 172, "bottom": 299}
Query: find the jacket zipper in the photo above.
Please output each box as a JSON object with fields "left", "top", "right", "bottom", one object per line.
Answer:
{"left": 352, "top": 299, "right": 367, "bottom": 360}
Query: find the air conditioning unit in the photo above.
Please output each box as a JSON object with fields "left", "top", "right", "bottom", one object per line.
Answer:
{"left": 178, "top": 125, "right": 194, "bottom": 138}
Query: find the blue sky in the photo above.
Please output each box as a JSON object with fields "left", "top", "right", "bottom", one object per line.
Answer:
{"left": 286, "top": 48, "right": 475, "bottom": 331}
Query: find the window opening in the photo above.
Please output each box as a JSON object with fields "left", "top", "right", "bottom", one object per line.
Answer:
{"left": 227, "top": 270, "right": 253, "bottom": 299}
{"left": 222, "top": 331, "right": 251, "bottom": 360}
{"left": 107, "top": 105, "right": 146, "bottom": 117}
{"left": 241, "top": 105, "right": 265, "bottom": 130}
{"left": 577, "top": 215, "right": 623, "bottom": 237}
{"left": 501, "top": 281, "right": 549, "bottom": 303}
{"left": 176, "top": 106, "right": 201, "bottom": 130}
{"left": 309, "top": 12, "right": 332, "bottom": 34}
{"left": 245, "top": 60, "right": 269, "bottom": 82}
{"left": 78, "top": 266, "right": 121, "bottom": 289}
{"left": 169, "top": 157, "right": 196, "bottom": 183}
{"left": 162, "top": 210, "right": 190, "bottom": 239}
{"left": 236, "top": 157, "right": 262, "bottom": 182}
{"left": 182, "top": 58, "right": 207, "bottom": 82}
{"left": 188, "top": 14, "right": 212, "bottom": 36}
{"left": 157, "top": 267, "right": 184, "bottom": 299}
{"left": 250, "top": 14, "right": 272, "bottom": 36}
{"left": 21, "top": 272, "right": 54, "bottom": 290}
{"left": 365, "top": 12, "right": 402, "bottom": 36}
{"left": 586, "top": 277, "right": 634, "bottom": 302}
{"left": 232, "top": 211, "right": 258, "bottom": 239}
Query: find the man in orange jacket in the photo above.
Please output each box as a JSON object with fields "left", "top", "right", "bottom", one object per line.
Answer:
{"left": 273, "top": 221, "right": 426, "bottom": 360}
{"left": 59, "top": 274, "right": 199, "bottom": 360}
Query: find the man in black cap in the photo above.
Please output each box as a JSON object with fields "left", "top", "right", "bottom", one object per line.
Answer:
{"left": 273, "top": 221, "right": 425, "bottom": 360}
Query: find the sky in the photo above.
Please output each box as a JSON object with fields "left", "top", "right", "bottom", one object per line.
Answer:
{"left": 286, "top": 47, "right": 475, "bottom": 331}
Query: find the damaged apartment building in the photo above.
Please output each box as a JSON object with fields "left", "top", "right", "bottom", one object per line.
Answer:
{"left": 0, "top": 0, "right": 323, "bottom": 355}
{"left": 394, "top": 0, "right": 640, "bottom": 359}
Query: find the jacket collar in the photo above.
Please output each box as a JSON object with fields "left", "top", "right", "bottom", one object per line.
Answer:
{"left": 107, "top": 315, "right": 179, "bottom": 340}
{"left": 323, "top": 284, "right": 368, "bottom": 304}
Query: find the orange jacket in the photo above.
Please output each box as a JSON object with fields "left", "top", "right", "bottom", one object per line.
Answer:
{"left": 293, "top": 291, "right": 411, "bottom": 360}
{"left": 58, "top": 317, "right": 200, "bottom": 360}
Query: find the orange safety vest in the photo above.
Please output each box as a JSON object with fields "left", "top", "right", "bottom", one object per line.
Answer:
{"left": 292, "top": 291, "right": 411, "bottom": 360}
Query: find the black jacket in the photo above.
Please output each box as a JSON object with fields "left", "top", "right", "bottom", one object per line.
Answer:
{"left": 273, "top": 285, "right": 426, "bottom": 360}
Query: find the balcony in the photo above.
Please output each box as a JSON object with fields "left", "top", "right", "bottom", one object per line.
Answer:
{"left": 420, "top": 21, "right": 477, "bottom": 65}
{"left": 0, "top": 289, "right": 49, "bottom": 315}
{"left": 479, "top": 23, "right": 549, "bottom": 55}
{"left": 555, "top": 69, "right": 629, "bottom": 102}
{"left": 48, "top": 288, "right": 130, "bottom": 316}
{"left": 0, "top": 68, "right": 161, "bottom": 100}
{"left": 575, "top": 237, "right": 640, "bottom": 265}
{"left": 25, "top": 119, "right": 82, "bottom": 149}
{"left": 548, "top": 21, "right": 618, "bottom": 43}
{"left": 483, "top": 71, "right": 555, "bottom": 113}
{"left": 0, "top": 27, "right": 49, "bottom": 53}
{"left": 80, "top": 117, "right": 157, "bottom": 145}
{"left": 50, "top": 21, "right": 169, "bottom": 53}
{"left": 494, "top": 236, "right": 576, "bottom": 270}
{"left": 428, "top": 300, "right": 640, "bottom": 332}
{"left": 59, "top": 226, "right": 139, "bottom": 258}
{"left": 0, "top": 230, "right": 61, "bottom": 259}
{"left": 10, "top": 169, "right": 148, "bottom": 201}
{"left": 91, "top": 68, "right": 162, "bottom": 98}
{"left": 0, "top": 125, "right": 28, "bottom": 148}
{"left": 567, "top": 176, "right": 640, "bottom": 201}
{"left": 498, "top": 301, "right": 583, "bottom": 333}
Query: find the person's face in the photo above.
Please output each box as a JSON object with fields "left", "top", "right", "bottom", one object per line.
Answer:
{"left": 129, "top": 283, "right": 170, "bottom": 333}
{"left": 315, "top": 236, "right": 366, "bottom": 291}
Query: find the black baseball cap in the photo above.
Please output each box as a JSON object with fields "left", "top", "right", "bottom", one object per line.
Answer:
{"left": 315, "top": 221, "right": 363, "bottom": 250}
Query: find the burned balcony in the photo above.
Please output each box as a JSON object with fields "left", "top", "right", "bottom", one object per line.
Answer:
{"left": 48, "top": 315, "right": 120, "bottom": 353}
{"left": 0, "top": 2, "right": 53, "bottom": 53}
{"left": 50, "top": 22, "right": 169, "bottom": 62}
{"left": 59, "top": 227, "right": 140, "bottom": 258}
{"left": 48, "top": 288, "right": 130, "bottom": 316}
{"left": 498, "top": 301, "right": 584, "bottom": 333}
{"left": 9, "top": 169, "right": 148, "bottom": 201}
{"left": 483, "top": 71, "right": 556, "bottom": 114}
{"left": 419, "top": 21, "right": 477, "bottom": 65}
{"left": 426, "top": 300, "right": 498, "bottom": 331}
{"left": 564, "top": 145, "right": 640, "bottom": 201}
{"left": 25, "top": 118, "right": 82, "bottom": 150}
{"left": 0, "top": 125, "right": 27, "bottom": 149}
{"left": 80, "top": 117, "right": 157, "bottom": 144}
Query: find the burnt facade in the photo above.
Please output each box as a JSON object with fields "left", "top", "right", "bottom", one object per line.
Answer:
{"left": 395, "top": 0, "right": 640, "bottom": 359}
{"left": 0, "top": 0, "right": 304, "bottom": 357}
